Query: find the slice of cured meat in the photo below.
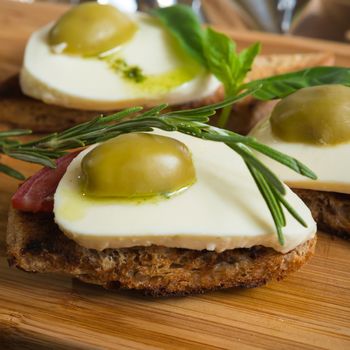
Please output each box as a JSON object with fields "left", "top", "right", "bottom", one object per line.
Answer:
{"left": 12, "top": 151, "right": 79, "bottom": 213}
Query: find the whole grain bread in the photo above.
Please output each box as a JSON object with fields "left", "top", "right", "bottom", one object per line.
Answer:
{"left": 294, "top": 189, "right": 350, "bottom": 240}
{"left": 7, "top": 207, "right": 316, "bottom": 296}
{"left": 0, "top": 52, "right": 334, "bottom": 134}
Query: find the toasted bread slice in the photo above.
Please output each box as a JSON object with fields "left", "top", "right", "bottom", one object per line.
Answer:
{"left": 0, "top": 52, "right": 334, "bottom": 134}
{"left": 7, "top": 207, "right": 316, "bottom": 296}
{"left": 294, "top": 189, "right": 350, "bottom": 240}
{"left": 0, "top": 75, "right": 114, "bottom": 133}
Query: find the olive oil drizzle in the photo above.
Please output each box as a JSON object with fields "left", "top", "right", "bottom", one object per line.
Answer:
{"left": 100, "top": 55, "right": 146, "bottom": 83}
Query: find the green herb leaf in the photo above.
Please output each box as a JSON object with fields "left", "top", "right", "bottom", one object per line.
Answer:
{"left": 0, "top": 163, "right": 25, "bottom": 180}
{"left": 137, "top": 104, "right": 167, "bottom": 117}
{"left": 246, "top": 139, "right": 317, "bottom": 180}
{"left": 245, "top": 66, "right": 350, "bottom": 100}
{"left": 99, "top": 107, "right": 143, "bottom": 123}
{"left": 0, "top": 129, "right": 32, "bottom": 138}
{"left": 227, "top": 143, "right": 286, "bottom": 195}
{"left": 153, "top": 5, "right": 263, "bottom": 128}
{"left": 152, "top": 5, "right": 207, "bottom": 67}
{"left": 246, "top": 162, "right": 285, "bottom": 245}
{"left": 236, "top": 42, "right": 261, "bottom": 85}
{"left": 203, "top": 27, "right": 237, "bottom": 94}
{"left": 271, "top": 186, "right": 307, "bottom": 228}
{"left": 202, "top": 30, "right": 260, "bottom": 127}
{"left": 5, "top": 151, "right": 56, "bottom": 168}
{"left": 166, "top": 86, "right": 257, "bottom": 117}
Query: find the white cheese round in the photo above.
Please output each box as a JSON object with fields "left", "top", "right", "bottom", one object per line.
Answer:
{"left": 250, "top": 118, "right": 350, "bottom": 194}
{"left": 20, "top": 14, "right": 221, "bottom": 110}
{"left": 54, "top": 129, "right": 316, "bottom": 253}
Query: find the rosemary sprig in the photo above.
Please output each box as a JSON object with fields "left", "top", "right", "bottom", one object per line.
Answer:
{"left": 0, "top": 88, "right": 316, "bottom": 245}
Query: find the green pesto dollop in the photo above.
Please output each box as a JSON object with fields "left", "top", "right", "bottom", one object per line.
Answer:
{"left": 271, "top": 85, "right": 350, "bottom": 145}
{"left": 81, "top": 133, "right": 196, "bottom": 198}
{"left": 99, "top": 16, "right": 202, "bottom": 90}
{"left": 101, "top": 57, "right": 146, "bottom": 83}
{"left": 49, "top": 3, "right": 137, "bottom": 56}
{"left": 102, "top": 52, "right": 201, "bottom": 89}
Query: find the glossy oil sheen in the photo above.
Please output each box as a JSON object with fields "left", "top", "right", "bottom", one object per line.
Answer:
{"left": 271, "top": 85, "right": 350, "bottom": 145}
{"left": 48, "top": 3, "right": 137, "bottom": 56}
{"left": 81, "top": 133, "right": 196, "bottom": 198}
{"left": 100, "top": 18, "right": 202, "bottom": 90}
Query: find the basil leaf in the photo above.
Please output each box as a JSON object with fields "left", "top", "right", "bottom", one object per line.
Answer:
{"left": 203, "top": 27, "right": 238, "bottom": 94}
{"left": 237, "top": 42, "right": 261, "bottom": 84}
{"left": 203, "top": 30, "right": 261, "bottom": 97}
{"left": 153, "top": 5, "right": 261, "bottom": 103}
{"left": 152, "top": 5, "right": 207, "bottom": 67}
{"left": 245, "top": 66, "right": 350, "bottom": 100}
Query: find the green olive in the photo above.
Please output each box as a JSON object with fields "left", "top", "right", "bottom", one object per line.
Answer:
{"left": 271, "top": 85, "right": 350, "bottom": 145}
{"left": 81, "top": 133, "right": 196, "bottom": 198}
{"left": 49, "top": 3, "right": 137, "bottom": 56}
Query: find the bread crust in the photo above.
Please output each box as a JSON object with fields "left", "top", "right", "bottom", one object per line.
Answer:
{"left": 0, "top": 75, "right": 115, "bottom": 132}
{"left": 294, "top": 189, "right": 350, "bottom": 240}
{"left": 7, "top": 207, "right": 316, "bottom": 296}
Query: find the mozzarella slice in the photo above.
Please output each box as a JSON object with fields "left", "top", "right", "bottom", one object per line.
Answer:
{"left": 250, "top": 119, "right": 350, "bottom": 194}
{"left": 54, "top": 130, "right": 316, "bottom": 253}
{"left": 20, "top": 14, "right": 221, "bottom": 110}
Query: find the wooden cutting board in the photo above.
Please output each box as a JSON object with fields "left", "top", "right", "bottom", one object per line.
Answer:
{"left": 0, "top": 1, "right": 350, "bottom": 349}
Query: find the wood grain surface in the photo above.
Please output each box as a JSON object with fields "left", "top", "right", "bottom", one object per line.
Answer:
{"left": 0, "top": 1, "right": 350, "bottom": 349}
